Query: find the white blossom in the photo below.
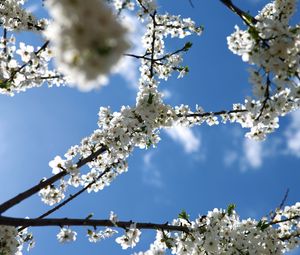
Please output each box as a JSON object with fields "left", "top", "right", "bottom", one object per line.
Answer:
{"left": 87, "top": 228, "right": 118, "bottom": 243}
{"left": 44, "top": 0, "right": 130, "bottom": 91}
{"left": 57, "top": 228, "right": 77, "bottom": 243}
{"left": 115, "top": 223, "right": 141, "bottom": 249}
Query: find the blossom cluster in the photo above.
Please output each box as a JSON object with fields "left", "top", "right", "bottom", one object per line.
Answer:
{"left": 41, "top": 0, "right": 203, "bottom": 205}
{"left": 44, "top": 0, "right": 130, "bottom": 91}
{"left": 227, "top": 0, "right": 300, "bottom": 139}
{"left": 87, "top": 228, "right": 118, "bottom": 243}
{"left": 0, "top": 226, "right": 34, "bottom": 255}
{"left": 57, "top": 228, "right": 77, "bottom": 243}
{"left": 0, "top": 0, "right": 47, "bottom": 31}
{"left": 112, "top": 0, "right": 135, "bottom": 12}
{"left": 140, "top": 8, "right": 203, "bottom": 80}
{"left": 136, "top": 203, "right": 300, "bottom": 255}
{"left": 38, "top": 180, "right": 67, "bottom": 206}
{"left": 1, "top": 0, "right": 300, "bottom": 254}
{"left": 48, "top": 203, "right": 300, "bottom": 254}
{"left": 116, "top": 223, "right": 141, "bottom": 249}
{"left": 0, "top": 226, "right": 21, "bottom": 255}
{"left": 0, "top": 35, "right": 65, "bottom": 95}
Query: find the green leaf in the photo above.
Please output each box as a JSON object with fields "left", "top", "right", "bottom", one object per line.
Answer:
{"left": 146, "top": 139, "right": 152, "bottom": 148}
{"left": 290, "top": 27, "right": 299, "bottom": 34}
{"left": 248, "top": 26, "right": 260, "bottom": 42}
{"left": 147, "top": 93, "right": 154, "bottom": 104}
{"left": 178, "top": 210, "right": 189, "bottom": 221}
{"left": 0, "top": 79, "right": 10, "bottom": 89}
{"left": 227, "top": 204, "right": 236, "bottom": 216}
{"left": 256, "top": 220, "right": 270, "bottom": 231}
{"left": 183, "top": 66, "right": 189, "bottom": 72}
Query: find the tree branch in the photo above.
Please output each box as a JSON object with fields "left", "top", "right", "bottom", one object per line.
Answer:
{"left": 18, "top": 167, "right": 112, "bottom": 232}
{"left": 255, "top": 74, "right": 271, "bottom": 121}
{"left": 150, "top": 11, "right": 157, "bottom": 78}
{"left": 183, "top": 109, "right": 248, "bottom": 118}
{"left": 0, "top": 216, "right": 189, "bottom": 232}
{"left": 270, "top": 188, "right": 290, "bottom": 221}
{"left": 219, "top": 0, "right": 257, "bottom": 26}
{"left": 0, "top": 146, "right": 108, "bottom": 215}
{"left": 0, "top": 171, "right": 67, "bottom": 215}
{"left": 2, "top": 28, "right": 7, "bottom": 56}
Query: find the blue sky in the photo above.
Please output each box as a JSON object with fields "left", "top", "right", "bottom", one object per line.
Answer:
{"left": 1, "top": 0, "right": 300, "bottom": 254}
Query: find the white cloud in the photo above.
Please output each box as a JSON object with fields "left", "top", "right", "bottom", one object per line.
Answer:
{"left": 224, "top": 150, "right": 238, "bottom": 167}
{"left": 26, "top": 4, "right": 39, "bottom": 13}
{"left": 285, "top": 110, "right": 300, "bottom": 157}
{"left": 142, "top": 152, "right": 163, "bottom": 188}
{"left": 242, "top": 139, "right": 263, "bottom": 170}
{"left": 223, "top": 110, "right": 300, "bottom": 172}
{"left": 165, "top": 126, "right": 201, "bottom": 154}
{"left": 113, "top": 12, "right": 145, "bottom": 88}
{"left": 161, "top": 89, "right": 172, "bottom": 99}
{"left": 223, "top": 127, "right": 267, "bottom": 171}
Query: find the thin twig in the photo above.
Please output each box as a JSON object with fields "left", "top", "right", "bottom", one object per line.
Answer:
{"left": 255, "top": 74, "right": 271, "bottom": 121}
{"left": 18, "top": 168, "right": 112, "bottom": 232}
{"left": 3, "top": 28, "right": 7, "bottom": 56}
{"left": 4, "top": 40, "right": 50, "bottom": 85}
{"left": 183, "top": 109, "right": 248, "bottom": 118}
{"left": 278, "top": 189, "right": 290, "bottom": 212}
{"left": 270, "top": 188, "right": 290, "bottom": 221}
{"left": 270, "top": 214, "right": 300, "bottom": 225}
{"left": 150, "top": 11, "right": 157, "bottom": 78}
{"left": 188, "top": 0, "right": 194, "bottom": 8}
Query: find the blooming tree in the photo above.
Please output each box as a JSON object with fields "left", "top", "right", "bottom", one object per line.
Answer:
{"left": 0, "top": 0, "right": 300, "bottom": 254}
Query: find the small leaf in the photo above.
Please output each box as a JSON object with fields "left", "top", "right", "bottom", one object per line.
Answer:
{"left": 227, "top": 204, "right": 236, "bottom": 216}
{"left": 0, "top": 80, "right": 10, "bottom": 89}
{"left": 178, "top": 210, "right": 189, "bottom": 221}
{"left": 290, "top": 27, "right": 299, "bottom": 34}
{"left": 183, "top": 66, "right": 189, "bottom": 72}
{"left": 147, "top": 93, "right": 154, "bottom": 104}
{"left": 248, "top": 26, "right": 260, "bottom": 42}
{"left": 146, "top": 139, "right": 152, "bottom": 148}
{"left": 257, "top": 220, "right": 270, "bottom": 231}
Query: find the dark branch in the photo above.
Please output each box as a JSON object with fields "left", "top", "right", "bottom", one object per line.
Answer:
{"left": 219, "top": 0, "right": 257, "bottom": 26}
{"left": 3, "top": 28, "right": 7, "bottom": 56}
{"left": 18, "top": 167, "right": 112, "bottom": 232}
{"left": 188, "top": 0, "right": 194, "bottom": 8}
{"left": 0, "top": 171, "right": 67, "bottom": 215}
{"left": 0, "top": 146, "right": 108, "bottom": 215}
{"left": 183, "top": 109, "right": 248, "bottom": 118}
{"left": 0, "top": 216, "right": 189, "bottom": 232}
{"left": 150, "top": 11, "right": 157, "bottom": 78}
